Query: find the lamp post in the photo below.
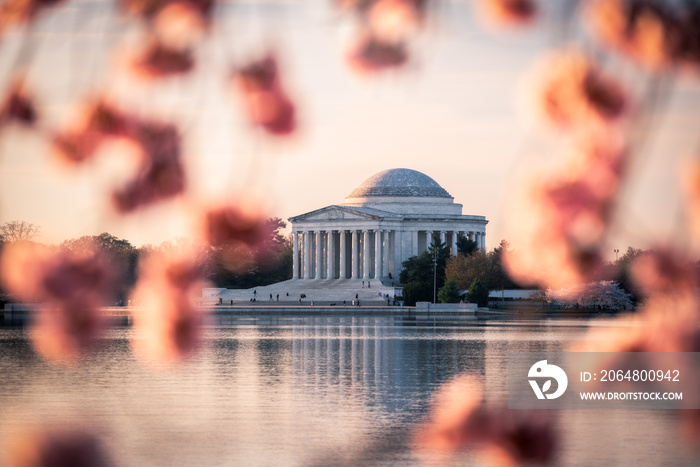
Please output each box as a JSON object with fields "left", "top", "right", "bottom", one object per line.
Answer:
{"left": 433, "top": 246, "right": 437, "bottom": 304}
{"left": 614, "top": 249, "right": 620, "bottom": 262}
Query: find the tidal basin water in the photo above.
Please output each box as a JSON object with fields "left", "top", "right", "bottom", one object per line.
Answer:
{"left": 1, "top": 316, "right": 698, "bottom": 466}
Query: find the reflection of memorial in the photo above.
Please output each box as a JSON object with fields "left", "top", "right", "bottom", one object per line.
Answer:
{"left": 482, "top": 323, "right": 577, "bottom": 400}
{"left": 288, "top": 316, "right": 487, "bottom": 413}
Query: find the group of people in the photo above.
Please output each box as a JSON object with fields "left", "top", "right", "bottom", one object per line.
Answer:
{"left": 250, "top": 290, "right": 284, "bottom": 302}
{"left": 216, "top": 288, "right": 400, "bottom": 307}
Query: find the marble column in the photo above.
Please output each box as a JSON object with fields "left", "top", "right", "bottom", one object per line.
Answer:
{"left": 426, "top": 231, "right": 433, "bottom": 250}
{"left": 339, "top": 231, "right": 347, "bottom": 279}
{"left": 451, "top": 231, "right": 458, "bottom": 256}
{"left": 316, "top": 231, "right": 324, "bottom": 279}
{"left": 412, "top": 230, "right": 418, "bottom": 256}
{"left": 363, "top": 230, "right": 370, "bottom": 280}
{"left": 375, "top": 229, "right": 382, "bottom": 279}
{"left": 327, "top": 231, "right": 335, "bottom": 279}
{"left": 394, "top": 230, "right": 402, "bottom": 280}
{"left": 439, "top": 231, "right": 446, "bottom": 246}
{"left": 481, "top": 231, "right": 486, "bottom": 251}
{"left": 352, "top": 230, "right": 359, "bottom": 279}
{"left": 293, "top": 231, "right": 299, "bottom": 279}
{"left": 303, "top": 231, "right": 311, "bottom": 279}
{"left": 383, "top": 230, "right": 390, "bottom": 277}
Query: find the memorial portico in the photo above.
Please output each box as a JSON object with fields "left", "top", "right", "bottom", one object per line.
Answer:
{"left": 289, "top": 169, "right": 488, "bottom": 282}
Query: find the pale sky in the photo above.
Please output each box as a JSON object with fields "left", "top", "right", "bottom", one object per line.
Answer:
{"left": 1, "top": 1, "right": 699, "bottom": 258}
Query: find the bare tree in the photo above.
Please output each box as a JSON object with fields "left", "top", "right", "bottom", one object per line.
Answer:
{"left": 0, "top": 221, "right": 40, "bottom": 243}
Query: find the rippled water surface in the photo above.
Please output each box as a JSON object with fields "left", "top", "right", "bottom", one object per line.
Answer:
{"left": 1, "top": 316, "right": 698, "bottom": 466}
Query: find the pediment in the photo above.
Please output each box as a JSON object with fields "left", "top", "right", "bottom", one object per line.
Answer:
{"left": 289, "top": 205, "right": 381, "bottom": 223}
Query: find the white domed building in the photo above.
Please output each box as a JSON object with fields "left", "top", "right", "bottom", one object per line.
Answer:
{"left": 288, "top": 169, "right": 488, "bottom": 282}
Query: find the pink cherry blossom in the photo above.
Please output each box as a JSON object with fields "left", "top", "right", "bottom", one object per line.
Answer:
{"left": 131, "top": 251, "right": 209, "bottom": 363}
{"left": 367, "top": 0, "right": 426, "bottom": 43}
{"left": 0, "top": 241, "right": 114, "bottom": 363}
{"left": 345, "top": 33, "right": 409, "bottom": 74}
{"left": 3, "top": 425, "right": 113, "bottom": 467}
{"left": 0, "top": 76, "right": 37, "bottom": 127}
{"left": 231, "top": 53, "right": 297, "bottom": 136}
{"left": 129, "top": 39, "right": 195, "bottom": 80}
{"left": 586, "top": 0, "right": 678, "bottom": 71}
{"left": 476, "top": 0, "right": 538, "bottom": 29}
{"left": 51, "top": 98, "right": 131, "bottom": 165}
{"left": 112, "top": 120, "right": 186, "bottom": 213}
{"left": 527, "top": 50, "right": 629, "bottom": 132}
{"left": 415, "top": 375, "right": 558, "bottom": 464}
{"left": 630, "top": 247, "right": 699, "bottom": 297}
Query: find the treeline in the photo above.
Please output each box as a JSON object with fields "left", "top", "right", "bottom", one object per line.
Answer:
{"left": 207, "top": 217, "right": 293, "bottom": 289}
{"left": 444, "top": 239, "right": 520, "bottom": 293}
{"left": 399, "top": 237, "right": 517, "bottom": 306}
{"left": 608, "top": 246, "right": 700, "bottom": 305}
{"left": 0, "top": 219, "right": 293, "bottom": 305}
{"left": 407, "top": 242, "right": 700, "bottom": 309}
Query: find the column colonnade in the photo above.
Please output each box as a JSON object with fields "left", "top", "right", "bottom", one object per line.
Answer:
{"left": 291, "top": 227, "right": 486, "bottom": 280}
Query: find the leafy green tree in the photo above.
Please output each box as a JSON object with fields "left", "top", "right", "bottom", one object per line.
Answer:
{"left": 445, "top": 251, "right": 488, "bottom": 290}
{"left": 399, "top": 238, "right": 450, "bottom": 305}
{"left": 399, "top": 253, "right": 433, "bottom": 305}
{"left": 401, "top": 280, "right": 432, "bottom": 307}
{"left": 488, "top": 239, "right": 518, "bottom": 291}
{"left": 456, "top": 235, "right": 478, "bottom": 256}
{"left": 445, "top": 239, "right": 519, "bottom": 292}
{"left": 399, "top": 253, "right": 431, "bottom": 284}
{"left": 438, "top": 280, "right": 461, "bottom": 303}
{"left": 466, "top": 279, "right": 489, "bottom": 307}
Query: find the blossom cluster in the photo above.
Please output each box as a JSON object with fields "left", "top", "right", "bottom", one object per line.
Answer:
{"left": 0, "top": 241, "right": 114, "bottom": 363}
{"left": 414, "top": 375, "right": 558, "bottom": 465}
{"left": 338, "top": 0, "right": 428, "bottom": 74}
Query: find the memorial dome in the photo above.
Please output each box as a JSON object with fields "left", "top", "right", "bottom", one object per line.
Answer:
{"left": 347, "top": 168, "right": 452, "bottom": 199}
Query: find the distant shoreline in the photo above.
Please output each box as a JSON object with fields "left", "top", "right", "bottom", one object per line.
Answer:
{"left": 2, "top": 302, "right": 635, "bottom": 327}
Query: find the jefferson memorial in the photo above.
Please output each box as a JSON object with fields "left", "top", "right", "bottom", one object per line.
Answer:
{"left": 288, "top": 168, "right": 488, "bottom": 282}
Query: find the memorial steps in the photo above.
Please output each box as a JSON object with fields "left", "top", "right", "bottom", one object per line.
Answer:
{"left": 214, "top": 278, "right": 399, "bottom": 305}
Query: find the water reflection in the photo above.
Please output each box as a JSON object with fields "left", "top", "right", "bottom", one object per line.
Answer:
{"left": 0, "top": 318, "right": 698, "bottom": 466}
{"left": 285, "top": 317, "right": 486, "bottom": 418}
